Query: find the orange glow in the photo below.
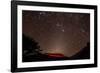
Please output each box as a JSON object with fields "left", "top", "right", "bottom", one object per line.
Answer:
{"left": 47, "top": 53, "right": 65, "bottom": 58}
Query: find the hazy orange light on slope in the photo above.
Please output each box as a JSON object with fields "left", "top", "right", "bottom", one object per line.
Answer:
{"left": 47, "top": 53, "right": 65, "bottom": 58}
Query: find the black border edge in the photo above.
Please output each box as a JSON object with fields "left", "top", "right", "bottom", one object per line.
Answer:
{"left": 94, "top": 6, "right": 98, "bottom": 67}
{"left": 11, "top": 1, "right": 17, "bottom": 72}
{"left": 14, "top": 1, "right": 96, "bottom": 9}
{"left": 11, "top": 1, "right": 98, "bottom": 72}
{"left": 14, "top": 64, "right": 96, "bottom": 72}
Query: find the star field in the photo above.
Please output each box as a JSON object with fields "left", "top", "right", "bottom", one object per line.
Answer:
{"left": 22, "top": 10, "right": 90, "bottom": 57}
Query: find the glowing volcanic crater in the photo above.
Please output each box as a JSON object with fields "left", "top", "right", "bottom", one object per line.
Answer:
{"left": 47, "top": 53, "right": 65, "bottom": 58}
{"left": 45, "top": 48, "right": 66, "bottom": 58}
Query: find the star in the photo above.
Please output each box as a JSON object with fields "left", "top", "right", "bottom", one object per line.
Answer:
{"left": 39, "top": 12, "right": 46, "bottom": 15}
{"left": 61, "top": 29, "right": 65, "bottom": 32}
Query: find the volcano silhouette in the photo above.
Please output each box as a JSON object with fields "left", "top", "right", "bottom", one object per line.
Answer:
{"left": 70, "top": 42, "right": 90, "bottom": 59}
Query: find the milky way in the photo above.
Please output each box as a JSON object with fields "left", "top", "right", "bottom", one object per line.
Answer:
{"left": 22, "top": 10, "right": 90, "bottom": 57}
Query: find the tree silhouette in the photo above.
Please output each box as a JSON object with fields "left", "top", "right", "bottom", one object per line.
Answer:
{"left": 22, "top": 34, "right": 42, "bottom": 61}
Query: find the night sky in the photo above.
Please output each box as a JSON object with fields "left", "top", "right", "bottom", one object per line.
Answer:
{"left": 22, "top": 10, "right": 90, "bottom": 57}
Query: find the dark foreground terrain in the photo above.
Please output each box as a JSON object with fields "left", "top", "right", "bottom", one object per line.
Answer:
{"left": 22, "top": 34, "right": 90, "bottom": 62}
